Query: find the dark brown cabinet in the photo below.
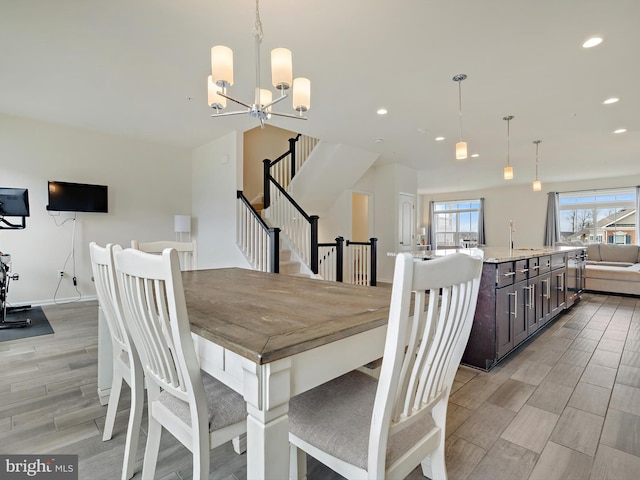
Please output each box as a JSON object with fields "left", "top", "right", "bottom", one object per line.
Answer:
{"left": 462, "top": 248, "right": 584, "bottom": 370}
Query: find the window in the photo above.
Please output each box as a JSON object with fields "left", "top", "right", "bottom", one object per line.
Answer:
{"left": 559, "top": 188, "right": 637, "bottom": 244}
{"left": 432, "top": 199, "right": 481, "bottom": 248}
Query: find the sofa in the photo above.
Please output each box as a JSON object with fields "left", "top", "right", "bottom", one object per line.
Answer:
{"left": 584, "top": 243, "right": 640, "bottom": 296}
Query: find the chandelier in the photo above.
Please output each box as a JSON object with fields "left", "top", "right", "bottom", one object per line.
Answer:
{"left": 207, "top": 0, "right": 310, "bottom": 127}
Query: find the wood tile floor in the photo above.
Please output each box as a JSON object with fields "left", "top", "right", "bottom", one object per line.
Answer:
{"left": 1, "top": 293, "right": 639, "bottom": 479}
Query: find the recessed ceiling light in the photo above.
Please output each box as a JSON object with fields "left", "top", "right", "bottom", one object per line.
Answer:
{"left": 582, "top": 37, "right": 603, "bottom": 48}
{"left": 376, "top": 108, "right": 388, "bottom": 115}
{"left": 374, "top": 138, "right": 384, "bottom": 143}
{"left": 435, "top": 136, "right": 445, "bottom": 141}
{"left": 603, "top": 97, "right": 619, "bottom": 104}
{"left": 471, "top": 153, "right": 480, "bottom": 158}
{"left": 614, "top": 128, "right": 627, "bottom": 134}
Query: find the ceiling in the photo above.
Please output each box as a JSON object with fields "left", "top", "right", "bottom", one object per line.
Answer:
{"left": 1, "top": 0, "right": 638, "bottom": 193}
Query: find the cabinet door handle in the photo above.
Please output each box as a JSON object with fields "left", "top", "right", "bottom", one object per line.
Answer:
{"left": 508, "top": 291, "right": 518, "bottom": 319}
{"left": 541, "top": 279, "right": 549, "bottom": 298}
{"left": 557, "top": 273, "right": 564, "bottom": 291}
{"left": 518, "top": 268, "right": 529, "bottom": 273}
{"left": 503, "top": 271, "right": 516, "bottom": 277}
{"left": 531, "top": 265, "right": 540, "bottom": 270}
{"left": 526, "top": 285, "right": 534, "bottom": 309}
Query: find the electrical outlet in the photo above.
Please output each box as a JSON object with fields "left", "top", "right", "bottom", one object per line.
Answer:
{"left": 58, "top": 271, "right": 64, "bottom": 279}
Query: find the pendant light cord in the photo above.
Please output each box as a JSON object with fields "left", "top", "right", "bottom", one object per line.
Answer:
{"left": 458, "top": 81, "right": 463, "bottom": 139}
{"left": 535, "top": 140, "right": 540, "bottom": 179}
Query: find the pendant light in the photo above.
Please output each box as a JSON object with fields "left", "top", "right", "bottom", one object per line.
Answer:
{"left": 503, "top": 115, "right": 514, "bottom": 180}
{"left": 532, "top": 140, "right": 542, "bottom": 191}
{"left": 453, "top": 74, "right": 468, "bottom": 160}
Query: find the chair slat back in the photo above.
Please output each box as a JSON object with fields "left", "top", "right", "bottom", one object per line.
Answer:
{"left": 370, "top": 252, "right": 483, "bottom": 472}
{"left": 131, "top": 240, "right": 197, "bottom": 271}
{"left": 89, "top": 242, "right": 130, "bottom": 353}
{"left": 114, "top": 248, "right": 200, "bottom": 403}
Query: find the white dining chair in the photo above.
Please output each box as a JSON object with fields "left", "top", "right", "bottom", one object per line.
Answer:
{"left": 113, "top": 247, "right": 246, "bottom": 480}
{"left": 89, "top": 242, "right": 144, "bottom": 480}
{"left": 131, "top": 240, "right": 197, "bottom": 271}
{"left": 288, "top": 251, "right": 483, "bottom": 480}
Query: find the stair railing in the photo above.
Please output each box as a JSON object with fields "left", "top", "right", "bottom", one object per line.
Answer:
{"left": 265, "top": 178, "right": 319, "bottom": 273}
{"left": 318, "top": 237, "right": 344, "bottom": 282}
{"left": 236, "top": 191, "right": 280, "bottom": 273}
{"left": 263, "top": 133, "right": 318, "bottom": 208}
{"left": 262, "top": 134, "right": 320, "bottom": 273}
{"left": 318, "top": 237, "right": 378, "bottom": 286}
{"left": 345, "top": 238, "right": 378, "bottom": 286}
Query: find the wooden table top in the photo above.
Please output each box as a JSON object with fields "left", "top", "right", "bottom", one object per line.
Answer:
{"left": 182, "top": 268, "right": 392, "bottom": 365}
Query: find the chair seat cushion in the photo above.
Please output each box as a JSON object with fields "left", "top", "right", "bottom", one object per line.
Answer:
{"left": 289, "top": 370, "right": 436, "bottom": 470}
{"left": 158, "top": 371, "right": 246, "bottom": 431}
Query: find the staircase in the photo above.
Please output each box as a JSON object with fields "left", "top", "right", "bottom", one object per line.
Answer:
{"left": 250, "top": 195, "right": 310, "bottom": 278}
{"left": 238, "top": 133, "right": 378, "bottom": 285}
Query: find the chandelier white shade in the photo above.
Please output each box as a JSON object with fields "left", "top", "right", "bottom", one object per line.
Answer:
{"left": 453, "top": 74, "right": 468, "bottom": 160}
{"left": 211, "top": 46, "right": 233, "bottom": 87}
{"left": 293, "top": 77, "right": 311, "bottom": 112}
{"left": 503, "top": 115, "right": 514, "bottom": 180}
{"left": 208, "top": 0, "right": 310, "bottom": 126}
{"left": 271, "top": 48, "right": 293, "bottom": 89}
{"left": 532, "top": 140, "right": 542, "bottom": 191}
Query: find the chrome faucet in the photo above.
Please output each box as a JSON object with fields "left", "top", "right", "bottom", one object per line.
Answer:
{"left": 509, "top": 219, "right": 515, "bottom": 251}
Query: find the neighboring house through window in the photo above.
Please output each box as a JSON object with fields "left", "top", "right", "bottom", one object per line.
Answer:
{"left": 559, "top": 188, "right": 637, "bottom": 244}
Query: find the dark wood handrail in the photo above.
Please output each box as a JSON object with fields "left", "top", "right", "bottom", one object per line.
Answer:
{"left": 266, "top": 174, "right": 311, "bottom": 222}
{"left": 236, "top": 190, "right": 280, "bottom": 273}
{"left": 237, "top": 190, "right": 270, "bottom": 229}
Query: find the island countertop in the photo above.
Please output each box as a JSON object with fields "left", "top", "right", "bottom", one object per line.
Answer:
{"left": 417, "top": 246, "right": 584, "bottom": 263}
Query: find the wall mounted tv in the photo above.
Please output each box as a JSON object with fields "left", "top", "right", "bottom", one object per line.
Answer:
{"left": 47, "top": 181, "right": 108, "bottom": 213}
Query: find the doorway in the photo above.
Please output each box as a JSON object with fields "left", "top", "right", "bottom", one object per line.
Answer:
{"left": 351, "top": 192, "right": 371, "bottom": 242}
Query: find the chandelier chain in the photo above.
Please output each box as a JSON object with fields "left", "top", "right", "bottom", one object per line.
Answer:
{"left": 254, "top": 0, "right": 264, "bottom": 43}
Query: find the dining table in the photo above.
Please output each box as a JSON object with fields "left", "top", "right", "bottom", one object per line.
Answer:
{"left": 159, "top": 266, "right": 391, "bottom": 479}
{"left": 96, "top": 267, "right": 391, "bottom": 478}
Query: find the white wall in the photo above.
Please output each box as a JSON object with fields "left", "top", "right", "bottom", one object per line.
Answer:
{"left": 0, "top": 113, "right": 191, "bottom": 305}
{"left": 192, "top": 131, "right": 251, "bottom": 269}
{"left": 420, "top": 175, "right": 640, "bottom": 249}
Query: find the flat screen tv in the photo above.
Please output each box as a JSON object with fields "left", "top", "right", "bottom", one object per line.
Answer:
{"left": 0, "top": 187, "right": 30, "bottom": 217}
{"left": 47, "top": 181, "right": 108, "bottom": 213}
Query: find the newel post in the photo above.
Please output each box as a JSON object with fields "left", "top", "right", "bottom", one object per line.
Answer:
{"left": 263, "top": 159, "right": 271, "bottom": 209}
{"left": 370, "top": 237, "right": 378, "bottom": 286}
{"left": 269, "top": 228, "right": 280, "bottom": 273}
{"left": 289, "top": 137, "right": 297, "bottom": 179}
{"left": 336, "top": 237, "right": 344, "bottom": 283}
{"left": 310, "top": 215, "right": 319, "bottom": 274}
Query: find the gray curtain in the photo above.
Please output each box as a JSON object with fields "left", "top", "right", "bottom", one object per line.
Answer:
{"left": 477, "top": 198, "right": 486, "bottom": 246}
{"left": 636, "top": 186, "right": 640, "bottom": 245}
{"left": 544, "top": 192, "right": 561, "bottom": 246}
{"left": 427, "top": 201, "right": 436, "bottom": 249}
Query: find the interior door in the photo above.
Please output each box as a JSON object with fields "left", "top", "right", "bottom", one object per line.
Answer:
{"left": 398, "top": 193, "right": 415, "bottom": 252}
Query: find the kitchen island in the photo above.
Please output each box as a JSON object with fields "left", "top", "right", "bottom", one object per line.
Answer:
{"left": 418, "top": 246, "right": 586, "bottom": 370}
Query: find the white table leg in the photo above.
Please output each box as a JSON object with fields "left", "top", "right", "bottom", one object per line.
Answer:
{"left": 242, "top": 358, "right": 292, "bottom": 480}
